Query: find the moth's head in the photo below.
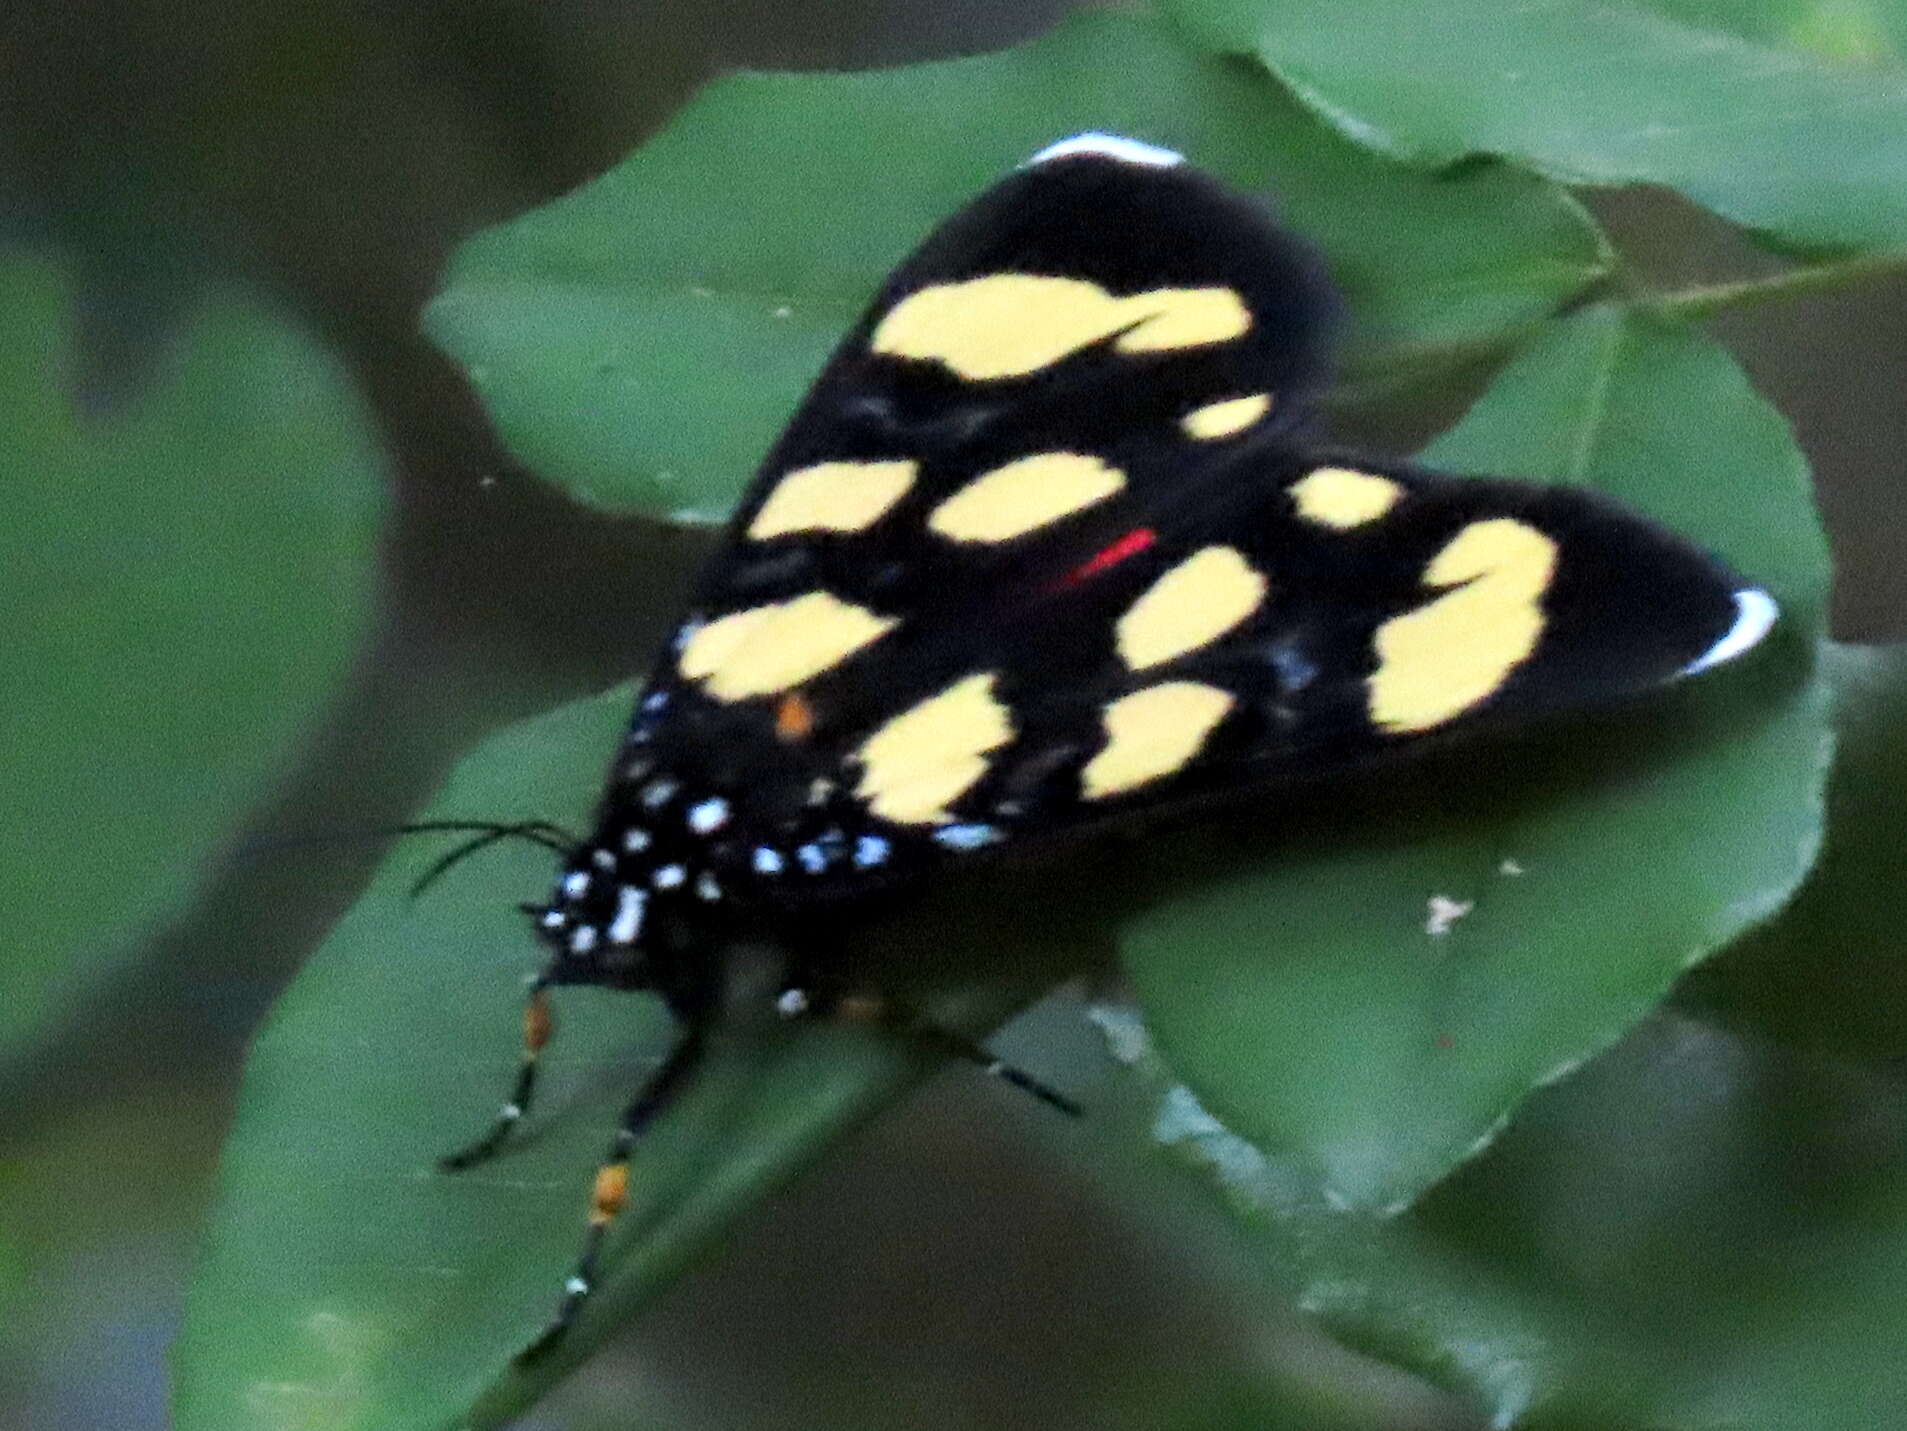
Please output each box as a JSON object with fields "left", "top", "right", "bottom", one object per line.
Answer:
{"left": 524, "top": 777, "right": 743, "bottom": 985}
{"left": 526, "top": 859, "right": 657, "bottom": 986}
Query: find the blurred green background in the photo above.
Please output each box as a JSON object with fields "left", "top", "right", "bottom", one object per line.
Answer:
{"left": 3, "top": 2, "right": 1904, "bottom": 1428}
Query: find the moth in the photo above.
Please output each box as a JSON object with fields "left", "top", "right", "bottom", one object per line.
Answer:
{"left": 438, "top": 132, "right": 1777, "bottom": 1353}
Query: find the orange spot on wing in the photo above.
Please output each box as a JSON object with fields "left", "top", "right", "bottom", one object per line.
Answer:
{"left": 776, "top": 693, "right": 816, "bottom": 742}
{"left": 836, "top": 993, "right": 888, "bottom": 1024}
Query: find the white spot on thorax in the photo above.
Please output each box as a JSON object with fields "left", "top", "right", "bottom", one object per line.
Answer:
{"left": 1026, "top": 132, "right": 1183, "bottom": 168}
{"left": 687, "top": 798, "right": 730, "bottom": 834}
{"left": 935, "top": 822, "right": 1002, "bottom": 851}
{"left": 1684, "top": 587, "right": 1779, "bottom": 674}
{"left": 652, "top": 864, "right": 687, "bottom": 890}
{"left": 608, "top": 886, "right": 648, "bottom": 944}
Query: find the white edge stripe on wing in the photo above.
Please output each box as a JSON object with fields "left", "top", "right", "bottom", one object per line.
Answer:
{"left": 1684, "top": 587, "right": 1780, "bottom": 674}
{"left": 1025, "top": 132, "right": 1184, "bottom": 168}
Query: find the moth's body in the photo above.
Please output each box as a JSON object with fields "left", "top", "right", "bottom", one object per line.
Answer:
{"left": 538, "top": 428, "right": 1769, "bottom": 1003}
{"left": 442, "top": 132, "right": 1778, "bottom": 1357}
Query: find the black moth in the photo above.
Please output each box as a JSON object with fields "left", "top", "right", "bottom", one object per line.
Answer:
{"left": 438, "top": 132, "right": 1776, "bottom": 1355}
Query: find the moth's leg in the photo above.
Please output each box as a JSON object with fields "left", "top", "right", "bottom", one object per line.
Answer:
{"left": 441, "top": 971, "right": 556, "bottom": 1171}
{"left": 774, "top": 960, "right": 1080, "bottom": 1119}
{"left": 898, "top": 1014, "right": 1083, "bottom": 1118}
{"left": 517, "top": 1023, "right": 709, "bottom": 1362}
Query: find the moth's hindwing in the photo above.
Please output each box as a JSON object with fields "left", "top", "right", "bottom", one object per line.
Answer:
{"left": 595, "top": 136, "right": 1773, "bottom": 916}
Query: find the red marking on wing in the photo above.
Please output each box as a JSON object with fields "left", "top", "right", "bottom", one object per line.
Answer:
{"left": 1067, "top": 527, "right": 1157, "bottom": 584}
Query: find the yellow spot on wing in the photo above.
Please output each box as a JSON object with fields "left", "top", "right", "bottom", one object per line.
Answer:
{"left": 1117, "top": 546, "right": 1268, "bottom": 670}
{"left": 1291, "top": 467, "right": 1405, "bottom": 529}
{"left": 749, "top": 460, "right": 917, "bottom": 539}
{"left": 929, "top": 452, "right": 1124, "bottom": 543}
{"left": 1181, "top": 393, "right": 1272, "bottom": 440}
{"left": 872, "top": 274, "right": 1252, "bottom": 380}
{"left": 856, "top": 673, "right": 1013, "bottom": 824}
{"left": 679, "top": 592, "right": 897, "bottom": 702}
{"left": 1082, "top": 682, "right": 1235, "bottom": 800}
{"left": 1369, "top": 518, "right": 1558, "bottom": 733}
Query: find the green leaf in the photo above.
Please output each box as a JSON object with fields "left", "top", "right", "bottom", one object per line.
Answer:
{"left": 175, "top": 685, "right": 1088, "bottom": 1431}
{"left": 1650, "top": 0, "right": 1907, "bottom": 69}
{"left": 0, "top": 248, "right": 385, "bottom": 1055}
{"left": 1121, "top": 305, "right": 1830, "bottom": 1212}
{"left": 1103, "top": 1002, "right": 1907, "bottom": 1429}
{"left": 1680, "top": 641, "right": 1907, "bottom": 1054}
{"left": 425, "top": 9, "right": 1607, "bottom": 520}
{"left": 1164, "top": 0, "right": 1907, "bottom": 255}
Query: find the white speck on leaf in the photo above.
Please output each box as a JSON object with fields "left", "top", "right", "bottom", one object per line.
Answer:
{"left": 1425, "top": 895, "right": 1475, "bottom": 937}
{"left": 1085, "top": 1004, "right": 1151, "bottom": 1065}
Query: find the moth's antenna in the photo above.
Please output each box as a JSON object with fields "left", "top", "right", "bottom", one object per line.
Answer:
{"left": 397, "top": 821, "right": 579, "bottom": 898}
{"left": 234, "top": 819, "right": 576, "bottom": 863}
